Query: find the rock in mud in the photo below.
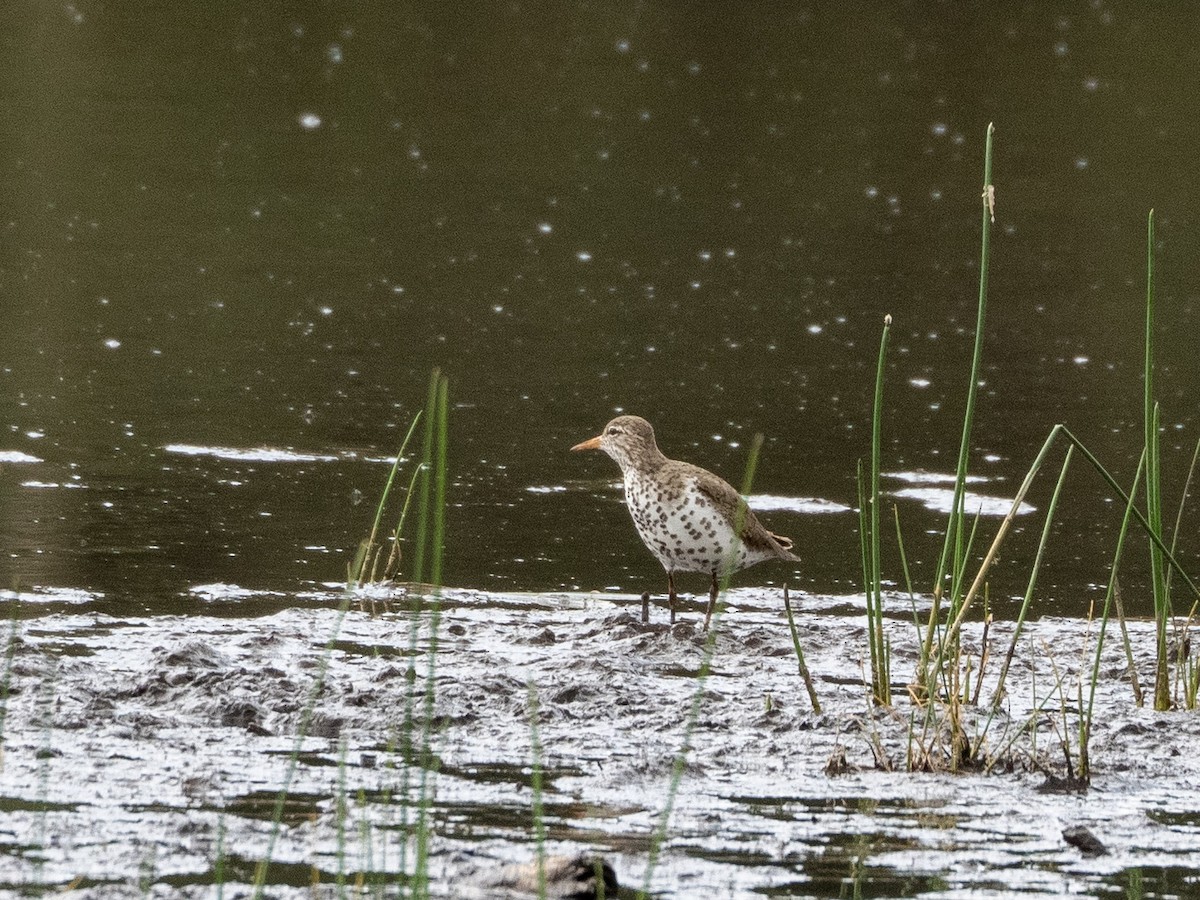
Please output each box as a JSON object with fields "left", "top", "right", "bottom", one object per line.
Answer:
{"left": 1063, "top": 825, "right": 1108, "bottom": 856}
{"left": 478, "top": 852, "right": 618, "bottom": 898}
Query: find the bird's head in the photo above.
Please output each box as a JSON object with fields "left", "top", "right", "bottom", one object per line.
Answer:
{"left": 571, "top": 415, "right": 660, "bottom": 472}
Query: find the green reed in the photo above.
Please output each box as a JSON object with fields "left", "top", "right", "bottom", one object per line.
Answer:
{"left": 950, "top": 414, "right": 1200, "bottom": 775}
{"left": 1165, "top": 437, "right": 1200, "bottom": 705}
{"left": 411, "top": 368, "right": 450, "bottom": 898}
{"left": 213, "top": 813, "right": 227, "bottom": 900}
{"left": 855, "top": 127, "right": 1197, "bottom": 774}
{"left": 349, "top": 368, "right": 451, "bottom": 898}
{"left": 1162, "top": 436, "right": 1200, "bottom": 607}
{"left": 350, "top": 409, "right": 424, "bottom": 586}
{"left": 867, "top": 195, "right": 1200, "bottom": 773}
{"left": 923, "top": 122, "right": 995, "bottom": 668}
{"left": 251, "top": 370, "right": 451, "bottom": 899}
{"left": 1143, "top": 210, "right": 1171, "bottom": 710}
{"left": 527, "top": 681, "right": 548, "bottom": 900}
{"left": 990, "top": 446, "right": 1074, "bottom": 707}
{"left": 638, "top": 433, "right": 764, "bottom": 898}
{"left": 251, "top": 593, "right": 353, "bottom": 898}
{"left": 859, "top": 313, "right": 892, "bottom": 705}
{"left": 1057, "top": 427, "right": 1200, "bottom": 602}
{"left": 900, "top": 123, "right": 997, "bottom": 744}
{"left": 883, "top": 123, "right": 999, "bottom": 769}
{"left": 783, "top": 585, "right": 821, "bottom": 713}
{"left": 1078, "top": 452, "right": 1144, "bottom": 779}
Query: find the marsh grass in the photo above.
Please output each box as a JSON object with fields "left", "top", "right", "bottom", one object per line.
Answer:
{"left": 213, "top": 813, "right": 228, "bottom": 900}
{"left": 859, "top": 123, "right": 1000, "bottom": 771}
{"left": 251, "top": 593, "right": 354, "bottom": 897}
{"left": 1141, "top": 209, "right": 1171, "bottom": 711}
{"left": 917, "top": 124, "right": 996, "bottom": 693}
{"left": 784, "top": 586, "right": 821, "bottom": 713}
{"left": 248, "top": 369, "right": 451, "bottom": 899}
{"left": 866, "top": 129, "right": 1199, "bottom": 778}
{"left": 350, "top": 410, "right": 425, "bottom": 587}
{"left": 412, "top": 371, "right": 450, "bottom": 897}
{"left": 527, "top": 682, "right": 548, "bottom": 900}
{"left": 859, "top": 314, "right": 892, "bottom": 705}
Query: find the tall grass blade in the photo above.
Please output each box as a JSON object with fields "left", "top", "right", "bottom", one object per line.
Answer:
{"left": 938, "top": 424, "right": 1063, "bottom": 658}
{"left": 1058, "top": 425, "right": 1200, "bottom": 603}
{"left": 1168, "top": 438, "right": 1200, "bottom": 706}
{"left": 414, "top": 371, "right": 450, "bottom": 897}
{"left": 991, "top": 446, "right": 1074, "bottom": 706}
{"left": 354, "top": 410, "right": 423, "bottom": 585}
{"left": 411, "top": 371, "right": 441, "bottom": 587}
{"left": 527, "top": 682, "right": 548, "bottom": 900}
{"left": 1164, "top": 437, "right": 1200, "bottom": 601}
{"left": 923, "top": 122, "right": 995, "bottom": 680}
{"left": 1143, "top": 210, "right": 1171, "bottom": 710}
{"left": 375, "top": 411, "right": 425, "bottom": 581}
{"left": 1112, "top": 578, "right": 1144, "bottom": 708}
{"left": 431, "top": 376, "right": 449, "bottom": 590}
{"left": 855, "top": 462, "right": 877, "bottom": 687}
{"left": 1080, "top": 452, "right": 1147, "bottom": 776}
{"left": 891, "top": 506, "right": 917, "bottom": 620}
{"left": 783, "top": 586, "right": 821, "bottom": 713}
{"left": 868, "top": 314, "right": 892, "bottom": 704}
{"left": 214, "top": 814, "right": 227, "bottom": 900}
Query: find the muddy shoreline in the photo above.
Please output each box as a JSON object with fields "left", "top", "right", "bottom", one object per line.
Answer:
{"left": 2, "top": 586, "right": 1198, "bottom": 898}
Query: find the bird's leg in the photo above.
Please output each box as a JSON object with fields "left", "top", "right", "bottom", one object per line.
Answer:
{"left": 667, "top": 571, "right": 677, "bottom": 624}
{"left": 640, "top": 591, "right": 650, "bottom": 624}
{"left": 703, "top": 572, "right": 719, "bottom": 631}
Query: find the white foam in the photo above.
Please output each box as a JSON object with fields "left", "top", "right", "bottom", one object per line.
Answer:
{"left": 164, "top": 444, "right": 339, "bottom": 463}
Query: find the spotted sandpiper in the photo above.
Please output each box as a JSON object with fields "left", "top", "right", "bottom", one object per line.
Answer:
{"left": 571, "top": 415, "right": 799, "bottom": 629}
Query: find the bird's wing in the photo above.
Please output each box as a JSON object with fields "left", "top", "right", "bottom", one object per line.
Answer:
{"left": 688, "top": 465, "right": 799, "bottom": 559}
{"left": 686, "top": 467, "right": 767, "bottom": 543}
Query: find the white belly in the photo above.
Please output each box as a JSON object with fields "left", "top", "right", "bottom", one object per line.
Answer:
{"left": 623, "top": 471, "right": 762, "bottom": 575}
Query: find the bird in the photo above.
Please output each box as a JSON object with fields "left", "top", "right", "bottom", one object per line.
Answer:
{"left": 571, "top": 415, "right": 799, "bottom": 629}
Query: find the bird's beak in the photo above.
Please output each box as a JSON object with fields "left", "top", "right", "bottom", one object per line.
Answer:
{"left": 571, "top": 434, "right": 602, "bottom": 452}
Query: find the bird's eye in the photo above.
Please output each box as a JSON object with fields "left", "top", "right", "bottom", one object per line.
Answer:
{"left": 607, "top": 426, "right": 620, "bottom": 435}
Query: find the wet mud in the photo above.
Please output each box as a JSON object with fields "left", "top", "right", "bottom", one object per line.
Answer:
{"left": 2, "top": 586, "right": 1199, "bottom": 898}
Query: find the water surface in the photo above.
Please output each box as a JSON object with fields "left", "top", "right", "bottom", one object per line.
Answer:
{"left": 4, "top": 5, "right": 1199, "bottom": 612}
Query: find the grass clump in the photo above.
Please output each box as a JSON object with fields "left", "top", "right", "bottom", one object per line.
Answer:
{"left": 349, "top": 410, "right": 425, "bottom": 588}
{"left": 249, "top": 369, "right": 452, "bottom": 899}
{"left": 860, "top": 126, "right": 1200, "bottom": 780}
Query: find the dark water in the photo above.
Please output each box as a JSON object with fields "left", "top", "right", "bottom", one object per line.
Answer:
{"left": 3, "top": 5, "right": 1200, "bottom": 612}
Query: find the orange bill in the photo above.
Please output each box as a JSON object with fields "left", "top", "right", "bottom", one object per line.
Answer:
{"left": 570, "top": 435, "right": 602, "bottom": 452}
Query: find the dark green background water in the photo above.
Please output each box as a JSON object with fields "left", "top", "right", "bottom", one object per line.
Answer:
{"left": 2, "top": 3, "right": 1198, "bottom": 614}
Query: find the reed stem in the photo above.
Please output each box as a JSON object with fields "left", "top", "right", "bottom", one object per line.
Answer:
{"left": 923, "top": 122, "right": 995, "bottom": 675}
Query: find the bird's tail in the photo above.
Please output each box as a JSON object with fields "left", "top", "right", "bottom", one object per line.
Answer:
{"left": 771, "top": 532, "right": 801, "bottom": 562}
